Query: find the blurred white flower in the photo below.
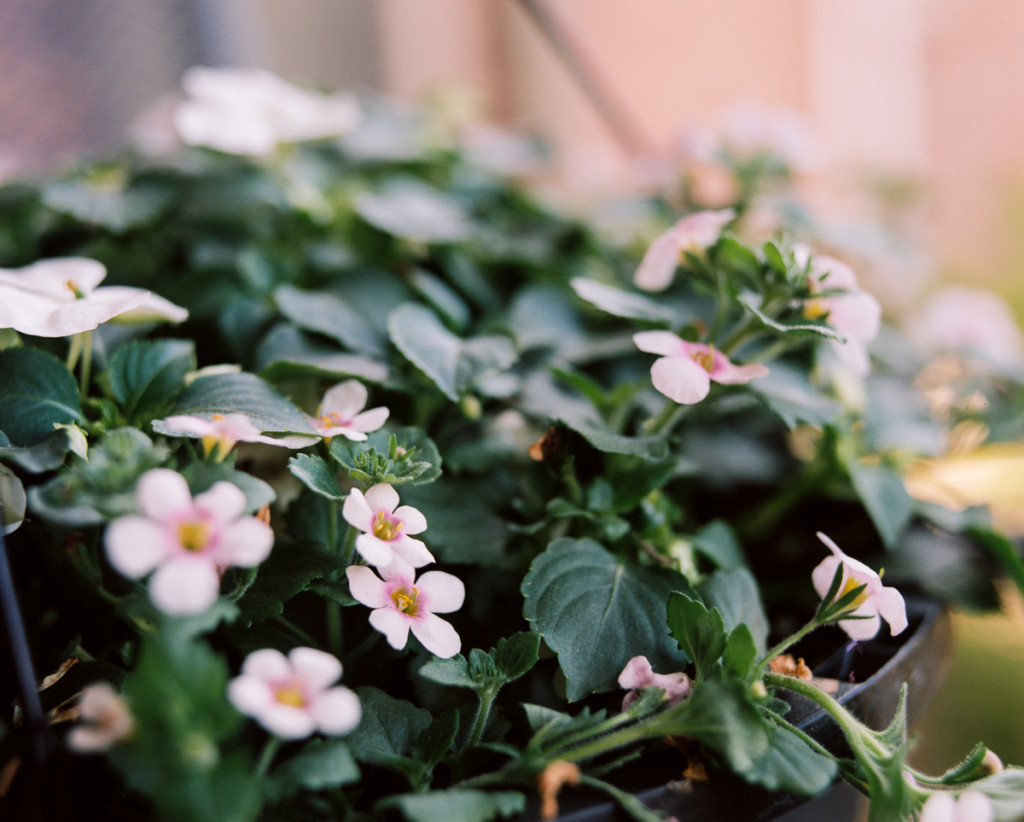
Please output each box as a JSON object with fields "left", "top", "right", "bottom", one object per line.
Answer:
{"left": 174, "top": 66, "right": 361, "bottom": 156}
{"left": 67, "top": 683, "right": 134, "bottom": 753}
{"left": 160, "top": 412, "right": 318, "bottom": 459}
{"left": 919, "top": 791, "right": 993, "bottom": 822}
{"left": 634, "top": 209, "right": 735, "bottom": 291}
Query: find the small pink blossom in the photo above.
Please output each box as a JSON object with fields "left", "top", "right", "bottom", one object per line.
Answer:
{"left": 227, "top": 647, "right": 361, "bottom": 739}
{"left": 342, "top": 483, "right": 433, "bottom": 568}
{"left": 811, "top": 532, "right": 907, "bottom": 641}
{"left": 67, "top": 683, "right": 134, "bottom": 753}
{"left": 919, "top": 791, "right": 993, "bottom": 822}
{"left": 160, "top": 413, "right": 318, "bottom": 458}
{"left": 310, "top": 381, "right": 389, "bottom": 442}
{"left": 633, "top": 331, "right": 768, "bottom": 404}
{"left": 617, "top": 656, "right": 692, "bottom": 711}
{"left": 634, "top": 209, "right": 735, "bottom": 292}
{"left": 104, "top": 468, "right": 274, "bottom": 615}
{"left": 346, "top": 557, "right": 464, "bottom": 658}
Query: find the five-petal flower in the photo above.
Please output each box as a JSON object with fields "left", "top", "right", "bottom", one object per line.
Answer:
{"left": 811, "top": 532, "right": 907, "bottom": 641}
{"left": 342, "top": 483, "right": 433, "bottom": 568}
{"left": 0, "top": 257, "right": 187, "bottom": 338}
{"left": 346, "top": 556, "right": 464, "bottom": 658}
{"left": 634, "top": 209, "right": 735, "bottom": 292}
{"left": 104, "top": 468, "right": 274, "bottom": 615}
{"left": 227, "top": 647, "right": 361, "bottom": 739}
{"left": 309, "top": 380, "right": 389, "bottom": 442}
{"left": 633, "top": 330, "right": 768, "bottom": 404}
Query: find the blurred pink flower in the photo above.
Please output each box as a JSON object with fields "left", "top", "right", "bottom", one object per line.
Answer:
{"left": 634, "top": 331, "right": 768, "bottom": 404}
{"left": 919, "top": 791, "right": 993, "bottom": 822}
{"left": 342, "top": 483, "right": 433, "bottom": 568}
{"left": 811, "top": 532, "right": 907, "bottom": 641}
{"left": 310, "top": 380, "right": 389, "bottom": 442}
{"left": 347, "top": 557, "right": 464, "bottom": 658}
{"left": 617, "top": 656, "right": 691, "bottom": 711}
{"left": 228, "top": 647, "right": 361, "bottom": 739}
{"left": 104, "top": 468, "right": 273, "bottom": 615}
{"left": 634, "top": 209, "right": 735, "bottom": 292}
{"left": 67, "top": 683, "right": 134, "bottom": 753}
{"left": 161, "top": 412, "right": 317, "bottom": 458}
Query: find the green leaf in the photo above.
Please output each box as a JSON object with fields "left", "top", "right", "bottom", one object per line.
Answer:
{"left": 355, "top": 180, "right": 473, "bottom": 243}
{"left": 388, "top": 302, "right": 517, "bottom": 402}
{"left": 420, "top": 632, "right": 540, "bottom": 692}
{"left": 0, "top": 347, "right": 83, "bottom": 447}
{"left": 413, "top": 709, "right": 460, "bottom": 771}
{"left": 42, "top": 178, "right": 175, "bottom": 232}
{"left": 106, "top": 339, "right": 196, "bottom": 425}
{"left": 491, "top": 631, "right": 542, "bottom": 682}
{"left": 265, "top": 739, "right": 359, "bottom": 801}
{"left": 156, "top": 372, "right": 317, "bottom": 435}
{"left": 847, "top": 461, "right": 913, "bottom": 548}
{"left": 698, "top": 568, "right": 769, "bottom": 656}
{"left": 274, "top": 285, "right": 386, "bottom": 356}
{"left": 691, "top": 520, "right": 747, "bottom": 570}
{"left": 377, "top": 790, "right": 524, "bottom": 822}
{"left": 666, "top": 592, "right": 726, "bottom": 680}
{"left": 558, "top": 417, "right": 669, "bottom": 459}
{"left": 347, "top": 686, "right": 432, "bottom": 765}
{"left": 569, "top": 277, "right": 678, "bottom": 323}
{"left": 966, "top": 527, "right": 1024, "bottom": 600}
{"left": 180, "top": 461, "right": 276, "bottom": 512}
{"left": 744, "top": 721, "right": 837, "bottom": 795}
{"left": 722, "top": 624, "right": 758, "bottom": 680}
{"left": 741, "top": 294, "right": 845, "bottom": 341}
{"left": 969, "top": 768, "right": 1024, "bottom": 821}
{"left": 399, "top": 478, "right": 510, "bottom": 564}
{"left": 330, "top": 427, "right": 443, "bottom": 488}
{"left": 236, "top": 537, "right": 345, "bottom": 623}
{"left": 521, "top": 537, "right": 690, "bottom": 700}
{"left": 256, "top": 323, "right": 390, "bottom": 384}
{"left": 409, "top": 268, "right": 472, "bottom": 332}
{"left": 750, "top": 364, "right": 844, "bottom": 429}
{"left": 288, "top": 453, "right": 344, "bottom": 501}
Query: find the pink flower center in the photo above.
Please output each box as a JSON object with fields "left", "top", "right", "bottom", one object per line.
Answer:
{"left": 273, "top": 677, "right": 308, "bottom": 708}
{"left": 320, "top": 412, "right": 352, "bottom": 429}
{"left": 391, "top": 586, "right": 420, "bottom": 616}
{"left": 372, "top": 510, "right": 404, "bottom": 541}
{"left": 177, "top": 519, "right": 212, "bottom": 552}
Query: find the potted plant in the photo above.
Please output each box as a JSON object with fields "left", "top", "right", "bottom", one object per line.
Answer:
{"left": 1, "top": 68, "right": 1023, "bottom": 822}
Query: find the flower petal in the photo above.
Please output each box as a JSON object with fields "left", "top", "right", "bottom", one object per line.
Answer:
{"left": 104, "top": 516, "right": 169, "bottom": 578}
{"left": 216, "top": 517, "right": 274, "bottom": 567}
{"left": 363, "top": 483, "right": 400, "bottom": 514}
{"left": 194, "top": 481, "right": 248, "bottom": 525}
{"left": 228, "top": 675, "right": 274, "bottom": 716}
{"left": 350, "top": 406, "right": 389, "bottom": 433}
{"left": 709, "top": 356, "right": 770, "bottom": 385}
{"left": 411, "top": 614, "right": 461, "bottom": 658}
{"left": 618, "top": 656, "right": 656, "bottom": 690}
{"left": 241, "top": 648, "right": 291, "bottom": 680}
{"left": 353, "top": 534, "right": 394, "bottom": 567}
{"left": 875, "top": 586, "right": 908, "bottom": 636}
{"left": 136, "top": 469, "right": 193, "bottom": 520}
{"left": 148, "top": 558, "right": 220, "bottom": 615}
{"left": 346, "top": 565, "right": 391, "bottom": 608}
{"left": 634, "top": 229, "right": 683, "bottom": 292}
{"left": 255, "top": 704, "right": 316, "bottom": 739}
{"left": 393, "top": 537, "right": 435, "bottom": 568}
{"left": 633, "top": 331, "right": 685, "bottom": 357}
{"left": 415, "top": 570, "right": 465, "bottom": 614}
{"left": 342, "top": 488, "right": 374, "bottom": 531}
{"left": 321, "top": 380, "right": 367, "bottom": 419}
{"left": 289, "top": 647, "right": 342, "bottom": 689}
{"left": 310, "top": 686, "right": 361, "bottom": 735}
{"left": 650, "top": 356, "right": 711, "bottom": 404}
{"left": 839, "top": 612, "right": 881, "bottom": 642}
{"left": 394, "top": 505, "right": 426, "bottom": 535}
{"left": 368, "top": 607, "right": 411, "bottom": 650}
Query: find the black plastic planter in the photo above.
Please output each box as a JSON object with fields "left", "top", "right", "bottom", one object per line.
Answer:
{"left": 525, "top": 598, "right": 951, "bottom": 822}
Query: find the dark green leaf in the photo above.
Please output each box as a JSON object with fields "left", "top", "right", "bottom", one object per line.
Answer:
{"left": 522, "top": 537, "right": 690, "bottom": 700}
{"left": 355, "top": 181, "right": 472, "bottom": 243}
{"left": 666, "top": 592, "right": 726, "bottom": 680}
{"left": 0, "top": 347, "right": 83, "bottom": 447}
{"left": 265, "top": 739, "right": 359, "bottom": 801}
{"left": 744, "top": 722, "right": 837, "bottom": 795}
{"left": 491, "top": 632, "right": 542, "bottom": 682}
{"left": 106, "top": 339, "right": 196, "bottom": 425}
{"left": 409, "top": 268, "right": 471, "bottom": 332}
{"left": 691, "top": 520, "right": 747, "bottom": 570}
{"left": 399, "top": 479, "right": 509, "bottom": 565}
{"left": 413, "top": 709, "right": 460, "bottom": 770}
{"left": 288, "top": 453, "right": 344, "bottom": 501}
{"left": 257, "top": 323, "right": 390, "bottom": 384}
{"left": 236, "top": 538, "right": 344, "bottom": 623}
{"left": 274, "top": 285, "right": 386, "bottom": 356}
{"left": 750, "top": 363, "right": 845, "bottom": 429}
{"left": 722, "top": 624, "right": 758, "bottom": 680}
{"left": 847, "top": 461, "right": 913, "bottom": 548}
{"left": 347, "top": 686, "right": 432, "bottom": 764}
{"left": 559, "top": 417, "right": 668, "bottom": 459}
{"left": 42, "top": 179, "right": 174, "bottom": 232}
{"left": 698, "top": 568, "right": 769, "bottom": 656}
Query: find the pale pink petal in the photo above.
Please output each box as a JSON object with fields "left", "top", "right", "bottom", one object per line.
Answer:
{"left": 321, "top": 381, "right": 368, "bottom": 419}
{"left": 650, "top": 356, "right": 712, "bottom": 404}
{"left": 110, "top": 290, "right": 188, "bottom": 325}
{"left": 415, "top": 570, "right": 465, "bottom": 613}
{"left": 650, "top": 671, "right": 692, "bottom": 702}
{"left": 363, "top": 483, "right": 400, "bottom": 514}
{"left": 875, "top": 587, "right": 908, "bottom": 636}
{"left": 53, "top": 288, "right": 151, "bottom": 332}
{"left": 393, "top": 505, "right": 427, "bottom": 535}
{"left": 227, "top": 675, "right": 275, "bottom": 715}
{"left": 342, "top": 488, "right": 374, "bottom": 531}
{"left": 256, "top": 704, "right": 316, "bottom": 739}
{"left": 954, "top": 792, "right": 994, "bottom": 822}
{"left": 346, "top": 566, "right": 391, "bottom": 608}
{"left": 67, "top": 726, "right": 119, "bottom": 753}
{"left": 349, "top": 406, "right": 389, "bottom": 433}
{"left": 354, "top": 533, "right": 394, "bottom": 567}
{"left": 148, "top": 558, "right": 220, "bottom": 615}
{"left": 838, "top": 611, "right": 881, "bottom": 641}
{"left": 216, "top": 517, "right": 274, "bottom": 567}
{"left": 392, "top": 537, "right": 435, "bottom": 568}
{"left": 0, "top": 258, "right": 107, "bottom": 296}
{"left": 241, "top": 648, "right": 291, "bottom": 680}
{"left": 310, "top": 687, "right": 361, "bottom": 735}
{"left": 919, "top": 793, "right": 955, "bottom": 822}
{"left": 633, "top": 331, "right": 686, "bottom": 357}
{"left": 254, "top": 433, "right": 320, "bottom": 449}
{"left": 378, "top": 555, "right": 417, "bottom": 586}
{"left": 161, "top": 415, "right": 216, "bottom": 437}
{"left": 104, "top": 517, "right": 169, "bottom": 577}
{"left": 618, "top": 656, "right": 656, "bottom": 690}
{"left": 710, "top": 358, "right": 770, "bottom": 385}
{"left": 829, "top": 338, "right": 872, "bottom": 377}
{"left": 289, "top": 647, "right": 341, "bottom": 690}
{"left": 321, "top": 427, "right": 368, "bottom": 442}
{"left": 136, "top": 469, "right": 193, "bottom": 520}
{"left": 811, "top": 555, "right": 843, "bottom": 601}
{"left": 369, "top": 607, "right": 412, "bottom": 650}
{"left": 827, "top": 292, "right": 881, "bottom": 342}
{"left": 411, "top": 614, "right": 461, "bottom": 658}
{"left": 634, "top": 229, "right": 684, "bottom": 292}
{"left": 194, "top": 481, "right": 248, "bottom": 525}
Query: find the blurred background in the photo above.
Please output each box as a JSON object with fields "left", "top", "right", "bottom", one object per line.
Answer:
{"left": 1, "top": 0, "right": 1022, "bottom": 781}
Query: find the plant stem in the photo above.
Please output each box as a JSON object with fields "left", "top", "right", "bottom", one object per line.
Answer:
{"left": 256, "top": 736, "right": 283, "bottom": 778}
{"left": 643, "top": 402, "right": 687, "bottom": 436}
{"left": 275, "top": 614, "right": 319, "bottom": 647}
{"left": 756, "top": 616, "right": 823, "bottom": 669}
{"left": 469, "top": 684, "right": 501, "bottom": 747}
{"left": 340, "top": 524, "right": 358, "bottom": 566}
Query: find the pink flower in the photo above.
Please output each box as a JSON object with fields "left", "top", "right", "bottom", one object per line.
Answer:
{"left": 342, "top": 483, "right": 433, "bottom": 568}
{"left": 634, "top": 209, "right": 735, "bottom": 292}
{"left": 633, "top": 331, "right": 769, "bottom": 404}
{"left": 811, "top": 532, "right": 907, "bottom": 641}
{"left": 796, "top": 246, "right": 881, "bottom": 376}
{"left": 67, "top": 683, "right": 134, "bottom": 753}
{"left": 160, "top": 413, "right": 318, "bottom": 458}
{"left": 617, "top": 656, "right": 692, "bottom": 711}
{"left": 920, "top": 791, "right": 993, "bottom": 822}
{"left": 346, "top": 557, "right": 464, "bottom": 658}
{"left": 227, "top": 647, "right": 361, "bottom": 739}
{"left": 309, "top": 381, "right": 389, "bottom": 442}
{"left": 104, "top": 468, "right": 274, "bottom": 615}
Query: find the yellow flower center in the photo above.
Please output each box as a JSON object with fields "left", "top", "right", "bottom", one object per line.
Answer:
{"left": 178, "top": 520, "right": 212, "bottom": 552}
{"left": 373, "top": 510, "right": 404, "bottom": 541}
{"left": 274, "top": 680, "right": 307, "bottom": 708}
{"left": 691, "top": 350, "right": 715, "bottom": 373}
{"left": 65, "top": 279, "right": 86, "bottom": 299}
{"left": 391, "top": 586, "right": 419, "bottom": 616}
{"left": 840, "top": 575, "right": 869, "bottom": 608}
{"left": 803, "top": 298, "right": 829, "bottom": 321}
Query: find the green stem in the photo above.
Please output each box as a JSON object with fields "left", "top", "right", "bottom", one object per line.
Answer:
{"left": 756, "top": 615, "right": 823, "bottom": 669}
{"left": 275, "top": 614, "right": 319, "bottom": 647}
{"left": 643, "top": 402, "right": 688, "bottom": 436}
{"left": 763, "top": 672, "right": 872, "bottom": 749}
{"left": 469, "top": 684, "right": 501, "bottom": 747}
{"left": 561, "top": 457, "right": 583, "bottom": 506}
{"left": 326, "top": 601, "right": 343, "bottom": 657}
{"left": 78, "top": 330, "right": 93, "bottom": 398}
{"left": 256, "top": 736, "right": 283, "bottom": 778}
{"left": 340, "top": 524, "right": 358, "bottom": 566}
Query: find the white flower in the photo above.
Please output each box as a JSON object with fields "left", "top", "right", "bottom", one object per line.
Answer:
{"left": 67, "top": 683, "right": 134, "bottom": 753}
{"left": 104, "top": 468, "right": 273, "bottom": 615}
{"left": 347, "top": 557, "right": 464, "bottom": 658}
{"left": 310, "top": 381, "right": 389, "bottom": 442}
{"left": 0, "top": 258, "right": 187, "bottom": 338}
{"left": 227, "top": 647, "right": 360, "bottom": 739}
{"left": 174, "top": 66, "right": 361, "bottom": 156}
{"left": 342, "top": 483, "right": 433, "bottom": 568}
{"left": 920, "top": 791, "right": 993, "bottom": 822}
{"left": 811, "top": 532, "right": 907, "bottom": 641}
{"left": 159, "top": 412, "right": 318, "bottom": 458}
{"left": 634, "top": 209, "right": 735, "bottom": 292}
